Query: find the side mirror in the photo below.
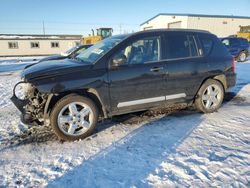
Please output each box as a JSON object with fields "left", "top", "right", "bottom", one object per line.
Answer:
{"left": 112, "top": 54, "right": 127, "bottom": 67}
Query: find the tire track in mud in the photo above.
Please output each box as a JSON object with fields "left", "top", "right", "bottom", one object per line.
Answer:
{"left": 0, "top": 104, "right": 188, "bottom": 152}
{"left": 0, "top": 125, "right": 57, "bottom": 150}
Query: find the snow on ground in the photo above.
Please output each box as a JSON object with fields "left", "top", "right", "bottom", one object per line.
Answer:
{"left": 0, "top": 60, "right": 249, "bottom": 187}
{"left": 0, "top": 72, "right": 20, "bottom": 110}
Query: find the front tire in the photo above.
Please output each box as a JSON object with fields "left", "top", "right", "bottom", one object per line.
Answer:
{"left": 50, "top": 94, "right": 98, "bottom": 141}
{"left": 195, "top": 79, "right": 224, "bottom": 113}
{"left": 238, "top": 51, "right": 247, "bottom": 62}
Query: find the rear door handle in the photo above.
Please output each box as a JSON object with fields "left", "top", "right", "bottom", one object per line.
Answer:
{"left": 150, "top": 67, "right": 164, "bottom": 72}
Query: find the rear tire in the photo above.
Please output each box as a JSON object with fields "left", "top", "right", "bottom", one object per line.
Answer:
{"left": 50, "top": 94, "right": 98, "bottom": 141}
{"left": 195, "top": 79, "right": 224, "bottom": 113}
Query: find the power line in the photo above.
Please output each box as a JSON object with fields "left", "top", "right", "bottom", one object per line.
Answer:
{"left": 0, "top": 20, "right": 139, "bottom": 35}
{"left": 0, "top": 19, "right": 139, "bottom": 26}
{"left": 0, "top": 27, "right": 132, "bottom": 32}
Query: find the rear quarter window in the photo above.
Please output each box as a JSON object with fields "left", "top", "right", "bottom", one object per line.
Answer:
{"left": 199, "top": 35, "right": 213, "bottom": 56}
{"left": 201, "top": 34, "right": 230, "bottom": 57}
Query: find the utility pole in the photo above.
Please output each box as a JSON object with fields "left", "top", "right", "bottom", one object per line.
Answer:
{"left": 42, "top": 21, "right": 45, "bottom": 35}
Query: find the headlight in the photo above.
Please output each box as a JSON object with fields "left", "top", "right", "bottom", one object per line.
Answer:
{"left": 14, "top": 82, "right": 33, "bottom": 100}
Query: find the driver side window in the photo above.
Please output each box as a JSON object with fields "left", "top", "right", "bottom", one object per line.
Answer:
{"left": 113, "top": 36, "right": 161, "bottom": 66}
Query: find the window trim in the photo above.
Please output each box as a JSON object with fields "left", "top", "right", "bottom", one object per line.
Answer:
{"left": 30, "top": 42, "right": 40, "bottom": 49}
{"left": 187, "top": 35, "right": 200, "bottom": 57}
{"left": 157, "top": 55, "right": 203, "bottom": 62}
{"left": 193, "top": 34, "right": 204, "bottom": 56}
{"left": 8, "top": 42, "right": 19, "bottom": 49}
{"left": 51, "top": 41, "right": 60, "bottom": 48}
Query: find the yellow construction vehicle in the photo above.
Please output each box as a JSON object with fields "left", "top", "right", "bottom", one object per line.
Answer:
{"left": 81, "top": 28, "right": 113, "bottom": 44}
{"left": 237, "top": 25, "right": 250, "bottom": 42}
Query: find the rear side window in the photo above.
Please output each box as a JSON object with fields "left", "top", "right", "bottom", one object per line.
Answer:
{"left": 239, "top": 39, "right": 249, "bottom": 46}
{"left": 230, "top": 39, "right": 239, "bottom": 46}
{"left": 166, "top": 34, "right": 198, "bottom": 59}
{"left": 199, "top": 35, "right": 213, "bottom": 56}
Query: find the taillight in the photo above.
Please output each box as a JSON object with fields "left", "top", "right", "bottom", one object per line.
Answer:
{"left": 232, "top": 56, "right": 236, "bottom": 73}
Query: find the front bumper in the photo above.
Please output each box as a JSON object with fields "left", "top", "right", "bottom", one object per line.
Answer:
{"left": 11, "top": 95, "right": 34, "bottom": 125}
{"left": 10, "top": 95, "right": 28, "bottom": 114}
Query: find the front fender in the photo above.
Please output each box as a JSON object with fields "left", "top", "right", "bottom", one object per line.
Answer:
{"left": 33, "top": 77, "right": 102, "bottom": 94}
{"left": 28, "top": 67, "right": 108, "bottom": 94}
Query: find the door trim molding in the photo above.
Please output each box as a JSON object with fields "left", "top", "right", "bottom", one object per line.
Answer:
{"left": 165, "top": 93, "right": 186, "bottom": 100}
{"left": 117, "top": 96, "right": 165, "bottom": 108}
{"left": 117, "top": 93, "right": 186, "bottom": 108}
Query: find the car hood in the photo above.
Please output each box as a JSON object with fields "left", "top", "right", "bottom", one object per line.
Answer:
{"left": 22, "top": 58, "right": 92, "bottom": 81}
{"left": 38, "top": 54, "right": 66, "bottom": 62}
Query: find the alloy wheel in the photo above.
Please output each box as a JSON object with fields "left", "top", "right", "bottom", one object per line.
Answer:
{"left": 239, "top": 52, "right": 246, "bottom": 62}
{"left": 201, "top": 84, "right": 223, "bottom": 110}
{"left": 57, "top": 102, "right": 94, "bottom": 136}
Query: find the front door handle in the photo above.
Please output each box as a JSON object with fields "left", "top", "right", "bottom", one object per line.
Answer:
{"left": 150, "top": 67, "right": 164, "bottom": 72}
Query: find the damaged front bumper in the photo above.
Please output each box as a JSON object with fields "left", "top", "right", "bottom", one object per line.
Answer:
{"left": 11, "top": 81, "right": 49, "bottom": 126}
{"left": 10, "top": 95, "right": 37, "bottom": 125}
{"left": 11, "top": 95, "right": 29, "bottom": 124}
{"left": 10, "top": 94, "right": 28, "bottom": 114}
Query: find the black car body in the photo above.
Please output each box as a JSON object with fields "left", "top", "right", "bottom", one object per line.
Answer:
{"left": 38, "top": 44, "right": 92, "bottom": 62}
{"left": 221, "top": 37, "right": 249, "bottom": 62}
{"left": 11, "top": 29, "right": 236, "bottom": 141}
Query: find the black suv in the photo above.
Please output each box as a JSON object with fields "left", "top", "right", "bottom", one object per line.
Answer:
{"left": 11, "top": 29, "right": 236, "bottom": 141}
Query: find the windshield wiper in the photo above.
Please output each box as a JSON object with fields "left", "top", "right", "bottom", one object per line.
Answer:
{"left": 74, "top": 56, "right": 83, "bottom": 62}
{"left": 74, "top": 57, "right": 92, "bottom": 64}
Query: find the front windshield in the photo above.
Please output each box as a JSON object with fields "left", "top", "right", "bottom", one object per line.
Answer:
{"left": 97, "top": 29, "right": 112, "bottom": 38}
{"left": 76, "top": 35, "right": 127, "bottom": 64}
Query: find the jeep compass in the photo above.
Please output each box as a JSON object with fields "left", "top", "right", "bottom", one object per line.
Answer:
{"left": 11, "top": 29, "right": 236, "bottom": 141}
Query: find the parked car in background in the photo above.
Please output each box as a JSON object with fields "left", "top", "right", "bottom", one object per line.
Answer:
{"left": 38, "top": 44, "right": 92, "bottom": 62}
{"left": 221, "top": 37, "right": 249, "bottom": 62}
{"left": 11, "top": 29, "right": 236, "bottom": 141}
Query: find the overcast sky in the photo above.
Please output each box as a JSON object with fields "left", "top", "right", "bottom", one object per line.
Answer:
{"left": 0, "top": 0, "right": 249, "bottom": 35}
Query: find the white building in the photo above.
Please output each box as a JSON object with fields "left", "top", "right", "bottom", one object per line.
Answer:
{"left": 140, "top": 13, "right": 250, "bottom": 37}
{"left": 0, "top": 34, "right": 82, "bottom": 57}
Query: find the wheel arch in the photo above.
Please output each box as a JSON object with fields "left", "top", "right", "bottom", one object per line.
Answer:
{"left": 241, "top": 49, "right": 249, "bottom": 55}
{"left": 237, "top": 50, "right": 249, "bottom": 61}
{"left": 195, "top": 74, "right": 226, "bottom": 99}
{"left": 212, "top": 74, "right": 227, "bottom": 91}
{"left": 194, "top": 77, "right": 225, "bottom": 113}
{"left": 44, "top": 88, "right": 108, "bottom": 121}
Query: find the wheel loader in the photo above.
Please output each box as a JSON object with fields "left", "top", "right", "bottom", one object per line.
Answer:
{"left": 81, "top": 28, "right": 113, "bottom": 44}
{"left": 237, "top": 25, "right": 250, "bottom": 42}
